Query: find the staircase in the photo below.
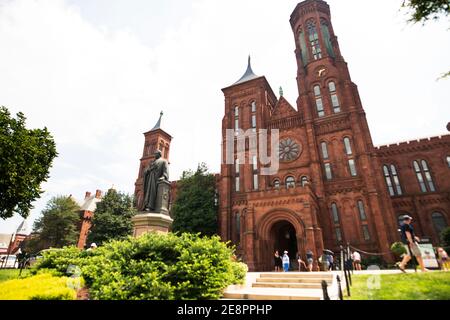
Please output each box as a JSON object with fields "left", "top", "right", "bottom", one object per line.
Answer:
{"left": 223, "top": 272, "right": 337, "bottom": 300}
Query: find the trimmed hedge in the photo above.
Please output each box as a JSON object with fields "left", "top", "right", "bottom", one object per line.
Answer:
{"left": 0, "top": 273, "right": 79, "bottom": 300}
{"left": 33, "top": 232, "right": 246, "bottom": 300}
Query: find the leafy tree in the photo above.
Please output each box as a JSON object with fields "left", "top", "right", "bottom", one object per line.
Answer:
{"left": 172, "top": 163, "right": 218, "bottom": 236}
{"left": 87, "top": 189, "right": 136, "bottom": 245}
{"left": 0, "top": 106, "right": 57, "bottom": 220}
{"left": 32, "top": 196, "right": 80, "bottom": 250}
{"left": 402, "top": 0, "right": 450, "bottom": 23}
{"left": 441, "top": 227, "right": 450, "bottom": 247}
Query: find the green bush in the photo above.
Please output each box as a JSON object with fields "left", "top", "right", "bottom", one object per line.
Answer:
{"left": 34, "top": 232, "right": 245, "bottom": 300}
{"left": 0, "top": 273, "right": 80, "bottom": 300}
{"left": 32, "top": 246, "right": 88, "bottom": 276}
{"left": 441, "top": 227, "right": 450, "bottom": 247}
{"left": 391, "top": 242, "right": 407, "bottom": 257}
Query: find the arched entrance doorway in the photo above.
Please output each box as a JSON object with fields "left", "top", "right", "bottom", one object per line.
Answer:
{"left": 256, "top": 209, "right": 306, "bottom": 271}
{"left": 271, "top": 221, "right": 298, "bottom": 271}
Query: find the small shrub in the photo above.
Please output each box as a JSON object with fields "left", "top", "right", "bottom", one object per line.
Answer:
{"left": 0, "top": 273, "right": 79, "bottom": 300}
{"left": 231, "top": 262, "right": 248, "bottom": 285}
{"left": 391, "top": 242, "right": 407, "bottom": 257}
{"left": 31, "top": 246, "right": 88, "bottom": 276}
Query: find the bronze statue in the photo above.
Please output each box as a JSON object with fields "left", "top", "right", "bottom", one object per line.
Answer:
{"left": 142, "top": 150, "right": 169, "bottom": 211}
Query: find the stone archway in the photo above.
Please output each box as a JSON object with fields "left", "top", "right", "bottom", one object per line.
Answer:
{"left": 256, "top": 209, "right": 306, "bottom": 271}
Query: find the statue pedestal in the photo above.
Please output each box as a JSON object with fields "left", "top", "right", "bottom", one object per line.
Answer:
{"left": 132, "top": 212, "right": 173, "bottom": 237}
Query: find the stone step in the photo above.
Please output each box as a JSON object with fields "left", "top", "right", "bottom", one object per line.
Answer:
{"left": 259, "top": 272, "right": 333, "bottom": 279}
{"left": 255, "top": 277, "right": 332, "bottom": 284}
{"left": 252, "top": 282, "right": 323, "bottom": 289}
{"left": 223, "top": 289, "right": 322, "bottom": 300}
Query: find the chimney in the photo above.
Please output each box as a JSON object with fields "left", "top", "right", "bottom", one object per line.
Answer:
{"left": 85, "top": 191, "right": 91, "bottom": 199}
{"left": 95, "top": 190, "right": 102, "bottom": 199}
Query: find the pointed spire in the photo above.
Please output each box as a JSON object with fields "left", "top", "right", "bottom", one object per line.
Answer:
{"left": 233, "top": 55, "right": 259, "bottom": 85}
{"left": 151, "top": 111, "right": 163, "bottom": 131}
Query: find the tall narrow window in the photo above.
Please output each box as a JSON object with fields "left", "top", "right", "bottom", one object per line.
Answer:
{"left": 431, "top": 212, "right": 448, "bottom": 237}
{"left": 357, "top": 200, "right": 367, "bottom": 221}
{"left": 343, "top": 137, "right": 353, "bottom": 155}
{"left": 235, "top": 158, "right": 240, "bottom": 192}
{"left": 314, "top": 85, "right": 325, "bottom": 117}
{"left": 251, "top": 101, "right": 256, "bottom": 113}
{"left": 348, "top": 159, "right": 357, "bottom": 176}
{"left": 301, "top": 176, "right": 309, "bottom": 187}
{"left": 234, "top": 106, "right": 239, "bottom": 134}
{"left": 321, "top": 142, "right": 329, "bottom": 159}
{"left": 251, "top": 101, "right": 257, "bottom": 133}
{"left": 414, "top": 160, "right": 435, "bottom": 192}
{"left": 286, "top": 176, "right": 296, "bottom": 189}
{"left": 383, "top": 165, "right": 402, "bottom": 196}
{"left": 447, "top": 156, "right": 450, "bottom": 168}
{"left": 335, "top": 228, "right": 342, "bottom": 242}
{"left": 320, "top": 19, "right": 335, "bottom": 57}
{"left": 298, "top": 29, "right": 309, "bottom": 65}
{"left": 235, "top": 213, "right": 241, "bottom": 243}
{"left": 324, "top": 163, "right": 332, "bottom": 180}
{"left": 362, "top": 225, "right": 371, "bottom": 241}
{"left": 252, "top": 155, "right": 258, "bottom": 190}
{"left": 329, "top": 82, "right": 340, "bottom": 113}
{"left": 331, "top": 203, "right": 340, "bottom": 224}
{"left": 307, "top": 21, "right": 322, "bottom": 60}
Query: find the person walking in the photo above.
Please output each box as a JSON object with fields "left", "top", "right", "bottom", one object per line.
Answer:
{"left": 282, "top": 251, "right": 290, "bottom": 272}
{"left": 397, "top": 215, "right": 428, "bottom": 272}
{"left": 437, "top": 247, "right": 449, "bottom": 271}
{"left": 352, "top": 251, "right": 362, "bottom": 271}
{"left": 328, "top": 252, "right": 334, "bottom": 271}
{"left": 274, "top": 250, "right": 282, "bottom": 272}
{"left": 306, "top": 249, "right": 314, "bottom": 272}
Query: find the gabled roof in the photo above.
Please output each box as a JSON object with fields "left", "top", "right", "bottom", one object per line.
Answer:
{"left": 271, "top": 96, "right": 298, "bottom": 119}
{"left": 15, "top": 219, "right": 30, "bottom": 236}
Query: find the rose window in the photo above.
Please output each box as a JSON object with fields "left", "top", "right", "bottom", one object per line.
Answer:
{"left": 279, "top": 138, "right": 300, "bottom": 162}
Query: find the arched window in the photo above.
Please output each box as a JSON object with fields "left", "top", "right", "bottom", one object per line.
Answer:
{"left": 314, "top": 85, "right": 325, "bottom": 117}
{"left": 383, "top": 165, "right": 402, "bottom": 196}
{"left": 251, "top": 101, "right": 256, "bottom": 113}
{"left": 362, "top": 225, "right": 371, "bottom": 241}
{"left": 307, "top": 20, "right": 322, "bottom": 60}
{"left": 320, "top": 142, "right": 329, "bottom": 159}
{"left": 301, "top": 176, "right": 309, "bottom": 187}
{"left": 357, "top": 200, "right": 367, "bottom": 221}
{"left": 273, "top": 179, "right": 280, "bottom": 189}
{"left": 413, "top": 160, "right": 435, "bottom": 192}
{"left": 320, "top": 19, "right": 334, "bottom": 57}
{"left": 286, "top": 176, "right": 296, "bottom": 189}
{"left": 331, "top": 203, "right": 340, "bottom": 224}
{"left": 431, "top": 212, "right": 448, "bottom": 237}
{"left": 251, "top": 102, "right": 257, "bottom": 132}
{"left": 331, "top": 203, "right": 342, "bottom": 243}
{"left": 447, "top": 156, "right": 450, "bottom": 168}
{"left": 298, "top": 29, "right": 309, "bottom": 65}
{"left": 328, "top": 81, "right": 340, "bottom": 113}
{"left": 343, "top": 137, "right": 353, "bottom": 155}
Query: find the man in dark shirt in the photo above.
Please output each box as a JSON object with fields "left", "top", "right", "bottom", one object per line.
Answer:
{"left": 398, "top": 215, "right": 428, "bottom": 272}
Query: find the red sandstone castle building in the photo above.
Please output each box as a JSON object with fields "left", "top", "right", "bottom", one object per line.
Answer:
{"left": 216, "top": 0, "right": 450, "bottom": 271}
{"left": 135, "top": 0, "right": 449, "bottom": 271}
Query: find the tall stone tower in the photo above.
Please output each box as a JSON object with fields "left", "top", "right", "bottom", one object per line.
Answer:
{"left": 134, "top": 112, "right": 172, "bottom": 210}
{"left": 290, "top": 0, "right": 396, "bottom": 254}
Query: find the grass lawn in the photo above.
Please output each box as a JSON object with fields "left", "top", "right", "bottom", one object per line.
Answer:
{"left": 349, "top": 271, "right": 450, "bottom": 300}
{"left": 0, "top": 269, "right": 29, "bottom": 283}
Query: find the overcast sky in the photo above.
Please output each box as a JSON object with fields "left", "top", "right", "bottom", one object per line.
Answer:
{"left": 1, "top": 0, "right": 449, "bottom": 234}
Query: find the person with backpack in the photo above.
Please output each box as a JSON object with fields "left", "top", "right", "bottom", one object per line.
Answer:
{"left": 397, "top": 215, "right": 428, "bottom": 272}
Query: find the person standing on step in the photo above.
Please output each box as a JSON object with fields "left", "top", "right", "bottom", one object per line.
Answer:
{"left": 282, "top": 251, "right": 290, "bottom": 272}
{"left": 297, "top": 252, "right": 307, "bottom": 271}
{"left": 274, "top": 250, "right": 282, "bottom": 272}
{"left": 306, "top": 249, "right": 314, "bottom": 272}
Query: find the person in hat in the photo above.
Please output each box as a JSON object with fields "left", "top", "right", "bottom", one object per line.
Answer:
{"left": 398, "top": 215, "right": 427, "bottom": 272}
{"left": 282, "top": 251, "right": 290, "bottom": 272}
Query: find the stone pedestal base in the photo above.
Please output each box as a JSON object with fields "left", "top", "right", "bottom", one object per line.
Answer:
{"left": 132, "top": 212, "right": 173, "bottom": 237}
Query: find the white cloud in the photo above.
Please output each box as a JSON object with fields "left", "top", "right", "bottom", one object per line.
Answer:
{"left": 1, "top": 0, "right": 449, "bottom": 233}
